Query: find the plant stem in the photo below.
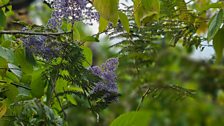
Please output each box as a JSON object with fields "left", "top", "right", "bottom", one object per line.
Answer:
{"left": 0, "top": 80, "right": 31, "bottom": 90}
{"left": 0, "top": 30, "right": 72, "bottom": 36}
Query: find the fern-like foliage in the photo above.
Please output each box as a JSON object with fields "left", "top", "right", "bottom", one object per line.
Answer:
{"left": 106, "top": 1, "right": 207, "bottom": 103}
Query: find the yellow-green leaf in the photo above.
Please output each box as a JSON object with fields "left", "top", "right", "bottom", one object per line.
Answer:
{"left": 30, "top": 69, "right": 45, "bottom": 98}
{"left": 99, "top": 16, "right": 109, "bottom": 32}
{"left": 213, "top": 27, "right": 224, "bottom": 64}
{"left": 0, "top": 9, "right": 6, "bottom": 30}
{"left": 110, "top": 111, "right": 151, "bottom": 126}
{"left": 0, "top": 46, "right": 14, "bottom": 63}
{"left": 0, "top": 102, "right": 7, "bottom": 118}
{"left": 81, "top": 46, "right": 92, "bottom": 67}
{"left": 93, "top": 0, "right": 119, "bottom": 25}
{"left": 118, "top": 11, "right": 130, "bottom": 33}
{"left": 134, "top": 0, "right": 160, "bottom": 27}
{"left": 208, "top": 9, "right": 224, "bottom": 42}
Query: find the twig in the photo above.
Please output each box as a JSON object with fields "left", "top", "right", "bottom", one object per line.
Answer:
{"left": 54, "top": 90, "right": 67, "bottom": 119}
{"left": 136, "top": 87, "right": 151, "bottom": 111}
{"left": 0, "top": 30, "right": 72, "bottom": 36}
{"left": 0, "top": 67, "right": 20, "bottom": 70}
{"left": 0, "top": 80, "right": 31, "bottom": 90}
{"left": 83, "top": 89, "right": 100, "bottom": 124}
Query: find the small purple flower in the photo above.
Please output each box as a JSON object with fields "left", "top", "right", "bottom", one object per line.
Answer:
{"left": 90, "top": 58, "right": 119, "bottom": 102}
{"left": 48, "top": 0, "right": 99, "bottom": 28}
{"left": 22, "top": 35, "right": 62, "bottom": 60}
{"left": 90, "top": 66, "right": 102, "bottom": 76}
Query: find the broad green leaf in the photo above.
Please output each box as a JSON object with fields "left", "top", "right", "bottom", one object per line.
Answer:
{"left": 25, "top": 48, "right": 36, "bottom": 66}
{"left": 82, "top": 36, "right": 99, "bottom": 42}
{"left": 99, "top": 17, "right": 109, "bottom": 32}
{"left": 93, "top": 0, "right": 119, "bottom": 25}
{"left": 0, "top": 102, "right": 7, "bottom": 118}
{"left": 0, "top": 9, "right": 6, "bottom": 30}
{"left": 4, "top": 84, "right": 18, "bottom": 101}
{"left": 73, "top": 22, "right": 86, "bottom": 41}
{"left": 134, "top": 0, "right": 160, "bottom": 27}
{"left": 110, "top": 111, "right": 151, "bottom": 126}
{"left": 0, "top": 57, "right": 7, "bottom": 78}
{"left": 61, "top": 21, "right": 72, "bottom": 32}
{"left": 56, "top": 78, "right": 68, "bottom": 92}
{"left": 207, "top": 9, "right": 224, "bottom": 42}
{"left": 118, "top": 11, "right": 130, "bottom": 33}
{"left": 213, "top": 27, "right": 224, "bottom": 64}
{"left": 6, "top": 71, "right": 19, "bottom": 83}
{"left": 0, "top": 46, "right": 14, "bottom": 63}
{"left": 81, "top": 46, "right": 92, "bottom": 67}
{"left": 15, "top": 48, "right": 33, "bottom": 74}
{"left": 73, "top": 25, "right": 81, "bottom": 41}
{"left": 30, "top": 69, "right": 45, "bottom": 98}
{"left": 8, "top": 63, "right": 22, "bottom": 79}
{"left": 0, "top": 0, "right": 9, "bottom": 5}
{"left": 67, "top": 95, "right": 77, "bottom": 106}
{"left": 73, "top": 22, "right": 98, "bottom": 42}
{"left": 4, "top": 5, "right": 14, "bottom": 17}
{"left": 134, "top": 0, "right": 143, "bottom": 27}
{"left": 200, "top": 2, "right": 224, "bottom": 12}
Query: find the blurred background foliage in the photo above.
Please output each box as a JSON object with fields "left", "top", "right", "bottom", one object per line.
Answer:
{"left": 0, "top": 0, "right": 224, "bottom": 126}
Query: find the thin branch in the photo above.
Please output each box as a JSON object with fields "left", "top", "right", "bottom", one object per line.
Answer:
{"left": 54, "top": 90, "right": 67, "bottom": 119}
{"left": 56, "top": 90, "right": 83, "bottom": 97}
{"left": 0, "top": 30, "right": 72, "bottom": 36}
{"left": 0, "top": 67, "right": 20, "bottom": 70}
{"left": 136, "top": 87, "right": 151, "bottom": 111}
{"left": 83, "top": 89, "right": 100, "bottom": 124}
{"left": 0, "top": 80, "right": 31, "bottom": 90}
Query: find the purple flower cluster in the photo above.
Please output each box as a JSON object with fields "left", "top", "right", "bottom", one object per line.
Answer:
{"left": 90, "top": 58, "right": 119, "bottom": 102}
{"left": 48, "top": 0, "right": 99, "bottom": 28}
{"left": 22, "top": 36, "right": 60, "bottom": 60}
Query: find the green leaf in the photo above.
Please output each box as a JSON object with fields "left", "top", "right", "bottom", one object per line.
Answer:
{"left": 134, "top": 0, "right": 143, "bottom": 27}
{"left": 4, "top": 84, "right": 18, "bottom": 101}
{"left": 30, "top": 69, "right": 45, "bottom": 98}
{"left": 67, "top": 95, "right": 77, "bottom": 106}
{"left": 200, "top": 2, "right": 224, "bottom": 12}
{"left": 0, "top": 0, "right": 9, "bottom": 5}
{"left": 56, "top": 78, "right": 68, "bottom": 92}
{"left": 73, "top": 22, "right": 86, "bottom": 41}
{"left": 0, "top": 102, "right": 7, "bottom": 118}
{"left": 6, "top": 71, "right": 20, "bottom": 83}
{"left": 93, "top": 0, "right": 119, "bottom": 25}
{"left": 0, "top": 9, "right": 6, "bottom": 30}
{"left": 8, "top": 63, "right": 22, "bottom": 79}
{"left": 99, "top": 17, "right": 109, "bottom": 32}
{"left": 14, "top": 48, "right": 33, "bottom": 74}
{"left": 25, "top": 48, "right": 36, "bottom": 66}
{"left": 73, "top": 25, "right": 81, "bottom": 41}
{"left": 110, "top": 111, "right": 151, "bottom": 126}
{"left": 73, "top": 22, "right": 98, "bottom": 42}
{"left": 82, "top": 36, "right": 99, "bottom": 42}
{"left": 118, "top": 11, "right": 130, "bottom": 33}
{"left": 207, "top": 9, "right": 224, "bottom": 42}
{"left": 81, "top": 46, "right": 92, "bottom": 67}
{"left": 213, "top": 27, "right": 224, "bottom": 64}
{"left": 0, "top": 46, "right": 14, "bottom": 63}
{"left": 134, "top": 0, "right": 160, "bottom": 27}
{"left": 61, "top": 21, "right": 72, "bottom": 32}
